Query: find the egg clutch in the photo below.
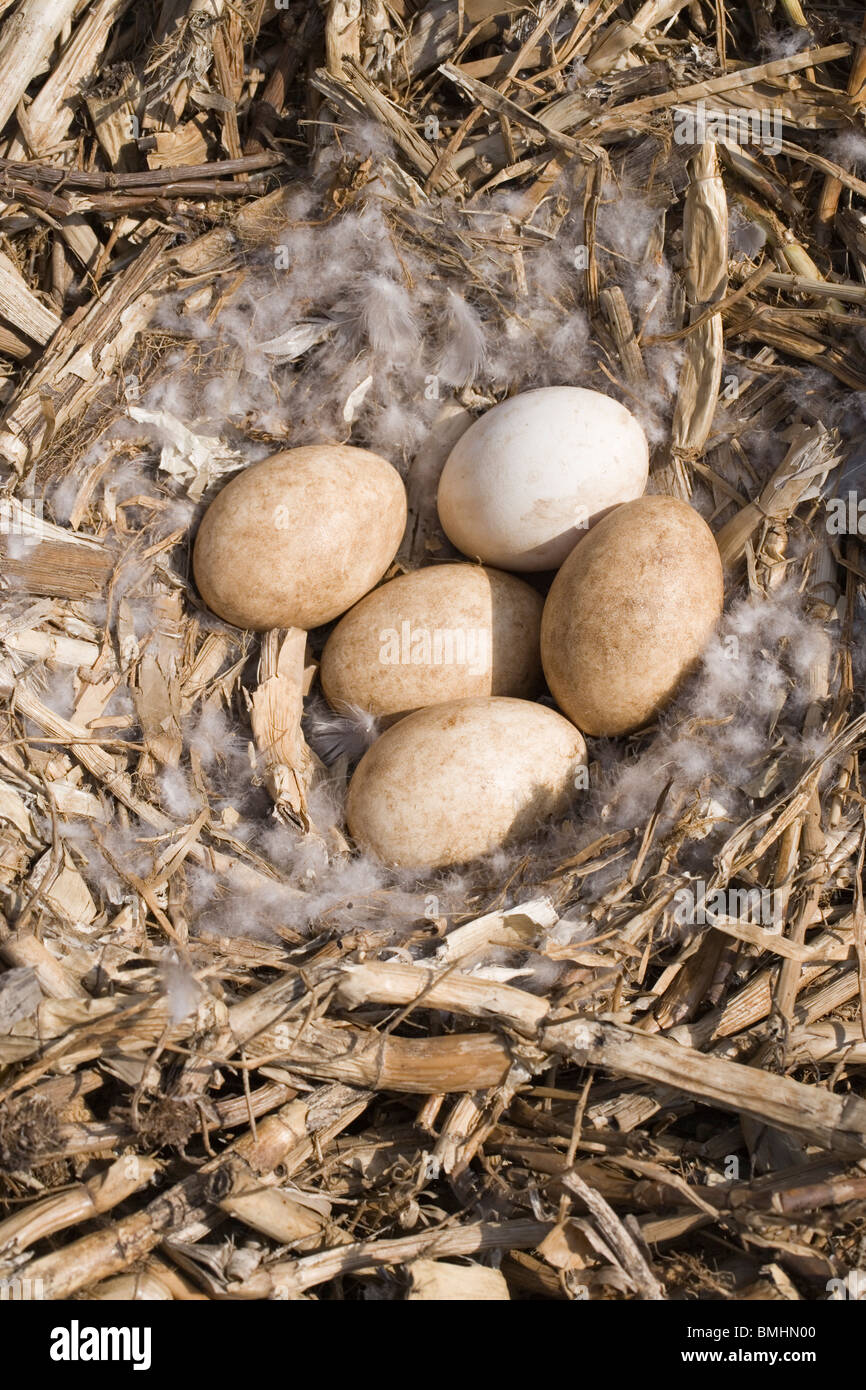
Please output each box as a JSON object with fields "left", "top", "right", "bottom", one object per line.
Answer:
{"left": 192, "top": 386, "right": 724, "bottom": 870}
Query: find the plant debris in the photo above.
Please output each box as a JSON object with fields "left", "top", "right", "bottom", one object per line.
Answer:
{"left": 0, "top": 0, "right": 865, "bottom": 1305}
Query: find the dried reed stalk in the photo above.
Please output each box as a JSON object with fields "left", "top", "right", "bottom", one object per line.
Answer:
{"left": 0, "top": 249, "right": 61, "bottom": 346}
{"left": 6, "top": 0, "right": 129, "bottom": 160}
{"left": 0, "top": 0, "right": 864, "bottom": 1306}
{"left": 585, "top": 0, "right": 692, "bottom": 75}
{"left": 15, "top": 1087, "right": 367, "bottom": 1299}
{"left": 334, "top": 961, "right": 866, "bottom": 1153}
{"left": 0, "top": 1155, "right": 158, "bottom": 1261}
{"left": 248, "top": 628, "right": 317, "bottom": 832}
{"left": 0, "top": 0, "right": 80, "bottom": 138}
{"left": 716, "top": 423, "right": 843, "bottom": 568}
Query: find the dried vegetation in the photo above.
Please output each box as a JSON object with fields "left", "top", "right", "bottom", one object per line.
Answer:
{"left": 0, "top": 0, "right": 865, "bottom": 1302}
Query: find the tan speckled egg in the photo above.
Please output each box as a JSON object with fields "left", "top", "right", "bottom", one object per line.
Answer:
{"left": 346, "top": 696, "right": 587, "bottom": 868}
{"left": 541, "top": 496, "right": 724, "bottom": 738}
{"left": 193, "top": 445, "right": 407, "bottom": 631}
{"left": 320, "top": 564, "right": 544, "bottom": 720}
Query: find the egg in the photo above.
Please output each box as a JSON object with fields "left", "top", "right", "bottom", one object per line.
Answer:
{"left": 541, "top": 496, "right": 724, "bottom": 737}
{"left": 346, "top": 696, "right": 587, "bottom": 868}
{"left": 437, "top": 386, "right": 649, "bottom": 571}
{"left": 193, "top": 445, "right": 407, "bottom": 631}
{"left": 320, "top": 564, "right": 544, "bottom": 720}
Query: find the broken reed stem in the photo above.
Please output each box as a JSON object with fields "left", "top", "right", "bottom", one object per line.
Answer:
{"left": 0, "top": 0, "right": 864, "bottom": 1304}
{"left": 226, "top": 1218, "right": 553, "bottom": 1298}
{"left": 0, "top": 0, "right": 79, "bottom": 138}
{"left": 715, "top": 424, "right": 844, "bottom": 569}
{"left": 0, "top": 1155, "right": 159, "bottom": 1260}
{"left": 12, "top": 1088, "right": 367, "bottom": 1299}
{"left": 248, "top": 627, "right": 317, "bottom": 832}
{"left": 334, "top": 961, "right": 866, "bottom": 1154}
{"left": 665, "top": 141, "right": 727, "bottom": 494}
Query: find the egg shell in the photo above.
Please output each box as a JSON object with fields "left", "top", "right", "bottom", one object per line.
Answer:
{"left": 346, "top": 696, "right": 587, "bottom": 869}
{"left": 193, "top": 445, "right": 407, "bottom": 631}
{"left": 437, "top": 386, "right": 649, "bottom": 572}
{"left": 541, "top": 495, "right": 724, "bottom": 738}
{"left": 320, "top": 563, "right": 544, "bottom": 720}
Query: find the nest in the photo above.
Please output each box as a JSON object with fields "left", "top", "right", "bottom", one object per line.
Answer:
{"left": 0, "top": 0, "right": 865, "bottom": 1304}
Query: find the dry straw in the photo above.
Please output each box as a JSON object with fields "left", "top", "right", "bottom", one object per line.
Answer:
{"left": 0, "top": 0, "right": 864, "bottom": 1306}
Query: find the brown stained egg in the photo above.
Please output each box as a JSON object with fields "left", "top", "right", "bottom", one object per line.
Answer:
{"left": 346, "top": 696, "right": 587, "bottom": 869}
{"left": 541, "top": 495, "right": 724, "bottom": 738}
{"left": 320, "top": 563, "right": 544, "bottom": 721}
{"left": 193, "top": 445, "right": 407, "bottom": 631}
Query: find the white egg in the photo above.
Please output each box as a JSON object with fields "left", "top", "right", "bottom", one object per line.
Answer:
{"left": 436, "top": 386, "right": 649, "bottom": 571}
